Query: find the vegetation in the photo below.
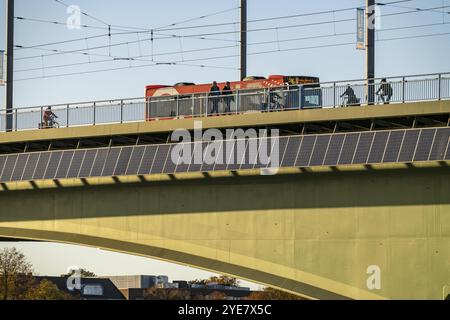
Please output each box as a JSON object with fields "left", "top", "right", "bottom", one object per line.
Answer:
{"left": 62, "top": 268, "right": 97, "bottom": 278}
{"left": 189, "top": 275, "right": 239, "bottom": 287}
{"left": 247, "top": 287, "right": 306, "bottom": 300}
{"left": 0, "top": 247, "right": 33, "bottom": 300}
{"left": 24, "top": 279, "right": 73, "bottom": 300}
{"left": 0, "top": 247, "right": 72, "bottom": 300}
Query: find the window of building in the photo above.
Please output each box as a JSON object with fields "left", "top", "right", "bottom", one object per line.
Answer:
{"left": 83, "top": 285, "right": 104, "bottom": 296}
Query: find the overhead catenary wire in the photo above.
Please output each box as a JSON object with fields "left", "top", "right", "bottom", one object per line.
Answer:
{"left": 14, "top": 29, "right": 450, "bottom": 82}
{"left": 14, "top": 3, "right": 450, "bottom": 61}
{"left": 12, "top": 0, "right": 414, "bottom": 51}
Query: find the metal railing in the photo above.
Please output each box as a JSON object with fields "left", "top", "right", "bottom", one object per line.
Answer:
{"left": 1, "top": 72, "right": 449, "bottom": 132}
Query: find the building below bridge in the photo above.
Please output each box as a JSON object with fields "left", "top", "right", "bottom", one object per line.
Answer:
{"left": 105, "top": 275, "right": 254, "bottom": 300}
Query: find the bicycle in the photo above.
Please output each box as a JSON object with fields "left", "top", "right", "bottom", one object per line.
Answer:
{"left": 48, "top": 116, "right": 60, "bottom": 128}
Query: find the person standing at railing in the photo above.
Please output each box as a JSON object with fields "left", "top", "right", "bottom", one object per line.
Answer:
{"left": 377, "top": 78, "right": 393, "bottom": 104}
{"left": 222, "top": 82, "right": 234, "bottom": 114}
{"left": 209, "top": 81, "right": 221, "bottom": 115}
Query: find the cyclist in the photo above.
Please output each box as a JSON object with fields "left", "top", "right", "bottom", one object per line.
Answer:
{"left": 340, "top": 85, "right": 359, "bottom": 106}
{"left": 43, "top": 106, "right": 58, "bottom": 128}
{"left": 377, "top": 78, "right": 393, "bottom": 104}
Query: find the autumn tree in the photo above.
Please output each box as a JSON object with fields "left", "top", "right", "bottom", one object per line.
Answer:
{"left": 208, "top": 291, "right": 228, "bottom": 300}
{"left": 190, "top": 275, "right": 239, "bottom": 287}
{"left": 0, "top": 248, "right": 33, "bottom": 300}
{"left": 63, "top": 268, "right": 97, "bottom": 278}
{"left": 247, "top": 287, "right": 306, "bottom": 300}
{"left": 144, "top": 287, "right": 192, "bottom": 300}
{"left": 25, "top": 279, "right": 73, "bottom": 300}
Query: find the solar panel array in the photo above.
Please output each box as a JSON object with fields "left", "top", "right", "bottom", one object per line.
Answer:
{"left": 0, "top": 127, "right": 449, "bottom": 184}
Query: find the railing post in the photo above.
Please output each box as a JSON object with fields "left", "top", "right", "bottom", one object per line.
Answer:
{"left": 176, "top": 97, "right": 180, "bottom": 119}
{"left": 66, "top": 104, "right": 70, "bottom": 128}
{"left": 120, "top": 100, "right": 124, "bottom": 123}
{"left": 205, "top": 94, "right": 208, "bottom": 117}
{"left": 236, "top": 90, "right": 239, "bottom": 114}
{"left": 402, "top": 77, "right": 406, "bottom": 103}
{"left": 14, "top": 108, "right": 17, "bottom": 131}
{"left": 299, "top": 86, "right": 302, "bottom": 110}
{"left": 333, "top": 82, "right": 336, "bottom": 108}
{"left": 93, "top": 102, "right": 96, "bottom": 126}
{"left": 438, "top": 74, "right": 442, "bottom": 101}
{"left": 40, "top": 107, "right": 44, "bottom": 130}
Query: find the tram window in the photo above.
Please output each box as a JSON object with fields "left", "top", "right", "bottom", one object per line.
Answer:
{"left": 303, "top": 89, "right": 322, "bottom": 108}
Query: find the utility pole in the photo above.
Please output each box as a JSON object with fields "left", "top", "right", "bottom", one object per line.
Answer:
{"left": 366, "top": 0, "right": 375, "bottom": 105}
{"left": 5, "top": 0, "right": 14, "bottom": 132}
{"left": 240, "top": 0, "right": 247, "bottom": 80}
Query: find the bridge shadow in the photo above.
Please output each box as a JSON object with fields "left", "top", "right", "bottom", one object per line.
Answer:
{"left": 0, "top": 165, "right": 449, "bottom": 223}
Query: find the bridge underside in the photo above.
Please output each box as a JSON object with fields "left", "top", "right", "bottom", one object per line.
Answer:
{"left": 0, "top": 163, "right": 449, "bottom": 300}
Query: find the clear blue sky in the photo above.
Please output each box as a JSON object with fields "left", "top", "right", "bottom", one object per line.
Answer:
{"left": 1, "top": 0, "right": 450, "bottom": 288}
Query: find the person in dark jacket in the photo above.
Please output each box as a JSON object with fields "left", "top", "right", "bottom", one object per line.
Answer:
{"left": 209, "top": 81, "right": 221, "bottom": 114}
{"left": 377, "top": 78, "right": 393, "bottom": 104}
{"left": 341, "top": 85, "right": 358, "bottom": 106}
{"left": 222, "top": 82, "right": 234, "bottom": 113}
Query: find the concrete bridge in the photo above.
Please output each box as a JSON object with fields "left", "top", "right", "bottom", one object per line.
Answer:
{"left": 0, "top": 98, "right": 449, "bottom": 300}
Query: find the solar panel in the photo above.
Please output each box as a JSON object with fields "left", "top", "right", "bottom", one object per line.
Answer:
{"left": 323, "top": 134, "right": 345, "bottom": 166}
{"left": 78, "top": 149, "right": 98, "bottom": 178}
{"left": 446, "top": 140, "right": 450, "bottom": 160}
{"left": 264, "top": 137, "right": 281, "bottom": 169}
{"left": 338, "top": 133, "right": 359, "bottom": 165}
{"left": 22, "top": 153, "right": 40, "bottom": 181}
{"left": 241, "top": 138, "right": 258, "bottom": 170}
{"left": 102, "top": 148, "right": 121, "bottom": 176}
{"left": 353, "top": 132, "right": 375, "bottom": 164}
{"left": 429, "top": 128, "right": 450, "bottom": 161}
{"left": 151, "top": 145, "right": 170, "bottom": 174}
{"left": 367, "top": 131, "right": 390, "bottom": 164}
{"left": 175, "top": 142, "right": 193, "bottom": 173}
{"left": 163, "top": 145, "right": 178, "bottom": 174}
{"left": 126, "top": 146, "right": 145, "bottom": 175}
{"left": 213, "top": 139, "right": 230, "bottom": 172}
{"left": 55, "top": 151, "right": 74, "bottom": 179}
{"left": 281, "top": 137, "right": 302, "bottom": 167}
{"left": 310, "top": 135, "right": 331, "bottom": 167}
{"left": 414, "top": 129, "right": 436, "bottom": 162}
{"left": 114, "top": 147, "right": 133, "bottom": 176}
{"left": 296, "top": 135, "right": 316, "bottom": 167}
{"left": 198, "top": 141, "right": 216, "bottom": 172}
{"left": 33, "top": 153, "right": 51, "bottom": 180}
{"left": 252, "top": 138, "right": 268, "bottom": 170}
{"left": 138, "top": 146, "right": 158, "bottom": 175}
{"left": 0, "top": 156, "right": 6, "bottom": 180}
{"left": 1, "top": 155, "right": 18, "bottom": 182}
{"left": 44, "top": 152, "right": 63, "bottom": 180}
{"left": 189, "top": 142, "right": 206, "bottom": 172}
{"left": 383, "top": 130, "right": 405, "bottom": 163}
{"left": 275, "top": 137, "right": 289, "bottom": 168}
{"left": 90, "top": 149, "right": 108, "bottom": 177}
{"left": 398, "top": 130, "right": 420, "bottom": 163}
{"left": 11, "top": 154, "right": 29, "bottom": 182}
{"left": 226, "top": 139, "right": 246, "bottom": 171}
{"left": 0, "top": 156, "right": 8, "bottom": 178}
{"left": 67, "top": 150, "right": 85, "bottom": 178}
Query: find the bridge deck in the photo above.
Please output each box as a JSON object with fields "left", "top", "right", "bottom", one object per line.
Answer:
{"left": 1, "top": 100, "right": 449, "bottom": 147}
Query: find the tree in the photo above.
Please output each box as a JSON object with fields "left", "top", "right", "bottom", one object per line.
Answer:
{"left": 0, "top": 248, "right": 33, "bottom": 300}
{"left": 247, "top": 287, "right": 306, "bottom": 300}
{"left": 144, "top": 287, "right": 192, "bottom": 300}
{"left": 190, "top": 275, "right": 239, "bottom": 287}
{"left": 62, "top": 268, "right": 97, "bottom": 278}
{"left": 208, "top": 291, "right": 228, "bottom": 300}
{"left": 25, "top": 279, "right": 73, "bottom": 300}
